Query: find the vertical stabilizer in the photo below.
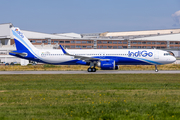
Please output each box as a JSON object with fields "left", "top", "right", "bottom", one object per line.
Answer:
{"left": 11, "top": 27, "right": 37, "bottom": 51}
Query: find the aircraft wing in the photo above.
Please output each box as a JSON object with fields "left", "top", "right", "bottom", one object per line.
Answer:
{"left": 59, "top": 45, "right": 108, "bottom": 62}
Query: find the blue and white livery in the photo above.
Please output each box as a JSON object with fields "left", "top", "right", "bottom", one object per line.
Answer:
{"left": 9, "top": 27, "right": 176, "bottom": 72}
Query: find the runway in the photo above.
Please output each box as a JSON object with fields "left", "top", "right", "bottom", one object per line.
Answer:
{"left": 0, "top": 70, "right": 180, "bottom": 74}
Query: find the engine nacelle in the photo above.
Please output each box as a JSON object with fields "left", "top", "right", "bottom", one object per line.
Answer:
{"left": 97, "top": 60, "right": 118, "bottom": 70}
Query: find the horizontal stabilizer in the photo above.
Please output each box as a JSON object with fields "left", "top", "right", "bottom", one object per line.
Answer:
{"left": 9, "top": 51, "right": 27, "bottom": 57}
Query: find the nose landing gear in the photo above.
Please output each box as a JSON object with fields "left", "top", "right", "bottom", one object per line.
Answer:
{"left": 155, "top": 65, "right": 158, "bottom": 72}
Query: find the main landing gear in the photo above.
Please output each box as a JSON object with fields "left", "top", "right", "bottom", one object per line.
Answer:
{"left": 87, "top": 67, "right": 96, "bottom": 72}
{"left": 155, "top": 65, "right": 158, "bottom": 72}
{"left": 87, "top": 62, "right": 96, "bottom": 72}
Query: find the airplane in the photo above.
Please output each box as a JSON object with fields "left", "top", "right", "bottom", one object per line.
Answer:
{"left": 9, "top": 27, "right": 176, "bottom": 72}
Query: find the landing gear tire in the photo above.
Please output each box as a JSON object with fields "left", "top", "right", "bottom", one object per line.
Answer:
{"left": 92, "top": 68, "right": 96, "bottom": 72}
{"left": 87, "top": 68, "right": 91, "bottom": 72}
{"left": 155, "top": 65, "right": 158, "bottom": 72}
{"left": 87, "top": 68, "right": 96, "bottom": 72}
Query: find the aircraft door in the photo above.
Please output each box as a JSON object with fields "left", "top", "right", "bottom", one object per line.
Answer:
{"left": 34, "top": 50, "right": 39, "bottom": 58}
{"left": 154, "top": 50, "right": 159, "bottom": 59}
{"left": 69, "top": 52, "right": 75, "bottom": 59}
{"left": 33, "top": 50, "right": 40, "bottom": 62}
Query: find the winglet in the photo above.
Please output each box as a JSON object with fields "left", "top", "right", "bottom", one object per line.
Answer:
{"left": 60, "top": 45, "right": 68, "bottom": 54}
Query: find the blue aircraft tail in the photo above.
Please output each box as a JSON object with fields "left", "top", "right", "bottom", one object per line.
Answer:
{"left": 9, "top": 27, "right": 38, "bottom": 60}
{"left": 11, "top": 27, "right": 37, "bottom": 51}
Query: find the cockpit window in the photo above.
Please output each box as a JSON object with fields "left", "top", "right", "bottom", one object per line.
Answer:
{"left": 164, "top": 53, "right": 171, "bottom": 56}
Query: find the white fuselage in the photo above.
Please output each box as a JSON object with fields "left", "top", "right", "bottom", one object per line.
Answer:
{"left": 33, "top": 49, "right": 176, "bottom": 65}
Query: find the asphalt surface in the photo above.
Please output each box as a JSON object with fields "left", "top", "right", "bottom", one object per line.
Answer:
{"left": 0, "top": 70, "right": 180, "bottom": 74}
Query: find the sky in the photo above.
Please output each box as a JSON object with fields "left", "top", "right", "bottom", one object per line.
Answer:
{"left": 0, "top": 0, "right": 180, "bottom": 34}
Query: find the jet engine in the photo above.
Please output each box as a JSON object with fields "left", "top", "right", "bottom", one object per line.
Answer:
{"left": 97, "top": 60, "right": 118, "bottom": 70}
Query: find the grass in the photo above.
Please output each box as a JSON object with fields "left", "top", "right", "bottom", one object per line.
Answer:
{"left": 0, "top": 64, "right": 180, "bottom": 71}
{"left": 0, "top": 74, "right": 180, "bottom": 119}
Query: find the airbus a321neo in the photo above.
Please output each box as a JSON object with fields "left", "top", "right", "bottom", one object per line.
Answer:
{"left": 9, "top": 27, "right": 176, "bottom": 72}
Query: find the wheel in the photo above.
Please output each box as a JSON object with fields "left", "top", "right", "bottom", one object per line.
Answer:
{"left": 92, "top": 68, "right": 96, "bottom": 72}
{"left": 155, "top": 65, "right": 158, "bottom": 72}
{"left": 87, "top": 68, "right": 96, "bottom": 72}
{"left": 87, "top": 68, "right": 91, "bottom": 72}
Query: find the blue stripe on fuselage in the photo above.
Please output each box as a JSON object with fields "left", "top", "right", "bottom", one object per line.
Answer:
{"left": 93, "top": 56, "right": 161, "bottom": 65}
{"left": 42, "top": 56, "right": 160, "bottom": 65}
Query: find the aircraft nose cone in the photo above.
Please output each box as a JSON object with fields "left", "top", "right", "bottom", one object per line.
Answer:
{"left": 172, "top": 56, "right": 176, "bottom": 63}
